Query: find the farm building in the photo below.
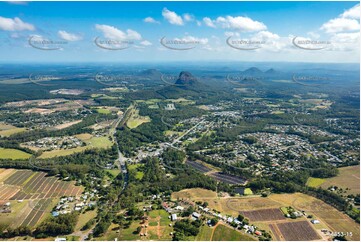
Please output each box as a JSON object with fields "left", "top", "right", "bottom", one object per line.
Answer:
{"left": 192, "top": 212, "right": 201, "bottom": 220}
{"left": 171, "top": 214, "right": 177, "bottom": 221}
{"left": 311, "top": 220, "right": 320, "bottom": 224}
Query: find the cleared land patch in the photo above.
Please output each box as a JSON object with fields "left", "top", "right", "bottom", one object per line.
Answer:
{"left": 306, "top": 177, "right": 326, "bottom": 187}
{"left": 126, "top": 109, "right": 151, "bottom": 129}
{"left": 321, "top": 165, "right": 360, "bottom": 195}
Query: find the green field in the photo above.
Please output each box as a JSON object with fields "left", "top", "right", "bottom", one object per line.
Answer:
{"left": 0, "top": 148, "right": 32, "bottom": 160}
{"left": 75, "top": 210, "right": 97, "bottom": 231}
{"left": 107, "top": 169, "right": 121, "bottom": 178}
{"left": 280, "top": 207, "right": 289, "bottom": 215}
{"left": 149, "top": 221, "right": 158, "bottom": 226}
{"left": 306, "top": 177, "right": 326, "bottom": 187}
{"left": 148, "top": 209, "right": 171, "bottom": 226}
{"left": 195, "top": 225, "right": 213, "bottom": 241}
{"left": 96, "top": 108, "right": 111, "bottom": 114}
{"left": 128, "top": 164, "right": 144, "bottom": 180}
{"left": 0, "top": 127, "right": 26, "bottom": 137}
{"left": 244, "top": 188, "right": 254, "bottom": 195}
{"left": 126, "top": 109, "right": 151, "bottom": 129}
{"left": 212, "top": 224, "right": 256, "bottom": 241}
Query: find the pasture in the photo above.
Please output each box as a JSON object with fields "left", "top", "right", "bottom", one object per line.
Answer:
{"left": 126, "top": 109, "right": 151, "bottom": 129}
{"left": 321, "top": 165, "right": 360, "bottom": 195}
{"left": 0, "top": 148, "right": 32, "bottom": 160}
{"left": 211, "top": 224, "right": 256, "bottom": 241}
{"left": 306, "top": 177, "right": 326, "bottom": 188}
{"left": 0, "top": 123, "right": 26, "bottom": 137}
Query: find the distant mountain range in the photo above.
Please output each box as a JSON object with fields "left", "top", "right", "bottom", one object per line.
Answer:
{"left": 240, "top": 67, "right": 283, "bottom": 76}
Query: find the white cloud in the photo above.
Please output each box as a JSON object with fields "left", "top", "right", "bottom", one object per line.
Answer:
{"left": 203, "top": 15, "right": 266, "bottom": 32}
{"left": 6, "top": 1, "right": 28, "bottom": 5}
{"left": 224, "top": 31, "right": 240, "bottom": 37}
{"left": 340, "top": 4, "right": 360, "bottom": 19}
{"left": 329, "top": 32, "right": 360, "bottom": 51}
{"left": 0, "top": 16, "right": 35, "bottom": 31}
{"left": 58, "top": 30, "right": 82, "bottom": 41}
{"left": 140, "top": 40, "right": 152, "bottom": 46}
{"left": 95, "top": 24, "right": 142, "bottom": 40}
{"left": 162, "top": 8, "right": 184, "bottom": 25}
{"left": 253, "top": 31, "right": 280, "bottom": 41}
{"left": 203, "top": 17, "right": 216, "bottom": 28}
{"left": 307, "top": 31, "right": 320, "bottom": 39}
{"left": 183, "top": 13, "right": 194, "bottom": 22}
{"left": 321, "top": 18, "right": 360, "bottom": 33}
{"left": 196, "top": 21, "right": 202, "bottom": 26}
{"left": 143, "top": 17, "right": 159, "bottom": 24}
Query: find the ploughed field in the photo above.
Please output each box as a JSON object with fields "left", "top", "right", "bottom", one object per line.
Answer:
{"left": 172, "top": 189, "right": 360, "bottom": 241}
{"left": 241, "top": 208, "right": 286, "bottom": 222}
{"left": 185, "top": 160, "right": 246, "bottom": 185}
{"left": 0, "top": 168, "right": 83, "bottom": 229}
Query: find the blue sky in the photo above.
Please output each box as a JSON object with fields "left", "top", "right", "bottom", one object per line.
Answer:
{"left": 0, "top": 1, "right": 359, "bottom": 63}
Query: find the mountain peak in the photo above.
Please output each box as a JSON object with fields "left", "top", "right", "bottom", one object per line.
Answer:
{"left": 242, "top": 67, "right": 263, "bottom": 75}
{"left": 175, "top": 71, "right": 198, "bottom": 85}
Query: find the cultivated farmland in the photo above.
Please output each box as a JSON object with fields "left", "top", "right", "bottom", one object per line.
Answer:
{"left": 241, "top": 208, "right": 286, "bottom": 222}
{"left": 273, "top": 221, "right": 320, "bottom": 241}
{"left": 0, "top": 169, "right": 83, "bottom": 229}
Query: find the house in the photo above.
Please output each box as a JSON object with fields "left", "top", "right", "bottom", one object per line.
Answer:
{"left": 52, "top": 211, "right": 59, "bottom": 217}
{"left": 171, "top": 214, "right": 177, "bottom": 221}
{"left": 175, "top": 206, "right": 184, "bottom": 211}
{"left": 192, "top": 212, "right": 201, "bottom": 219}
{"left": 55, "top": 238, "right": 66, "bottom": 241}
{"left": 311, "top": 220, "right": 320, "bottom": 224}
{"left": 234, "top": 218, "right": 241, "bottom": 225}
{"left": 227, "top": 217, "right": 233, "bottom": 223}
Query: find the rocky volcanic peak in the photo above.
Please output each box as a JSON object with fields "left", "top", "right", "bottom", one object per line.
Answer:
{"left": 175, "top": 71, "right": 198, "bottom": 85}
